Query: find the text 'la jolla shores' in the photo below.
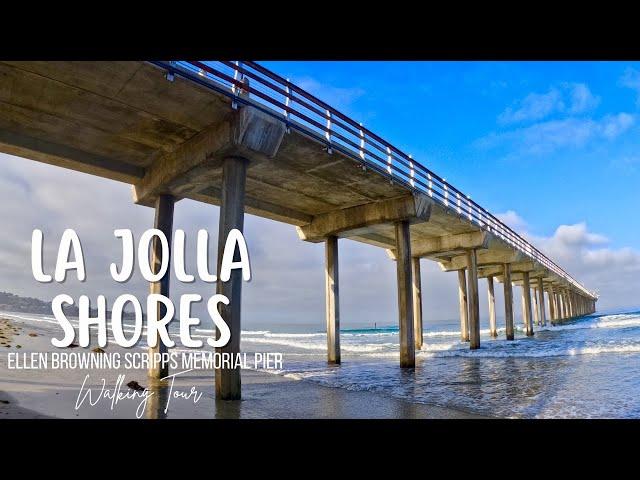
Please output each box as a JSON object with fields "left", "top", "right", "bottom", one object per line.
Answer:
{"left": 30, "top": 227, "right": 250, "bottom": 350}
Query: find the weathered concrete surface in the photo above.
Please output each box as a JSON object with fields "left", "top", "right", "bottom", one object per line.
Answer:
{"left": 395, "top": 221, "right": 415, "bottom": 368}
{"left": 412, "top": 257, "right": 423, "bottom": 350}
{"left": 215, "top": 156, "right": 248, "bottom": 400}
{"left": 458, "top": 269, "right": 469, "bottom": 342}
{"left": 325, "top": 236, "right": 340, "bottom": 364}
{"left": 487, "top": 276, "right": 497, "bottom": 338}
{"left": 148, "top": 194, "right": 174, "bottom": 379}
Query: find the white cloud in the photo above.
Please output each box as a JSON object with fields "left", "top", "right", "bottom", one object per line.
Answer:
{"left": 600, "top": 112, "right": 634, "bottom": 139}
{"left": 498, "top": 83, "right": 600, "bottom": 126}
{"left": 619, "top": 68, "right": 640, "bottom": 105}
{"left": 501, "top": 215, "right": 640, "bottom": 310}
{"left": 498, "top": 88, "right": 564, "bottom": 124}
{"left": 478, "top": 114, "right": 634, "bottom": 155}
{"left": 293, "top": 76, "right": 365, "bottom": 114}
{"left": 496, "top": 210, "right": 528, "bottom": 232}
{"left": 567, "top": 83, "right": 600, "bottom": 114}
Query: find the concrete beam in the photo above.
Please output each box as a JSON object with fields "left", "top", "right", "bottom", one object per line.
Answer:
{"left": 404, "top": 231, "right": 492, "bottom": 259}
{"left": 298, "top": 193, "right": 431, "bottom": 243}
{"left": 439, "top": 250, "right": 526, "bottom": 272}
{"left": 0, "top": 128, "right": 145, "bottom": 184}
{"left": 133, "top": 106, "right": 286, "bottom": 207}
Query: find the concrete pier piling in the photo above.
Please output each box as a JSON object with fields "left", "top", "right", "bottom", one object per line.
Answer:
{"left": 412, "top": 257, "right": 424, "bottom": 350}
{"left": 537, "top": 278, "right": 547, "bottom": 326}
{"left": 395, "top": 220, "right": 415, "bottom": 368}
{"left": 148, "top": 194, "right": 175, "bottom": 379}
{"left": 503, "top": 264, "right": 515, "bottom": 340}
{"left": 467, "top": 250, "right": 480, "bottom": 349}
{"left": 487, "top": 276, "right": 497, "bottom": 338}
{"left": 522, "top": 271, "right": 534, "bottom": 336}
{"left": 325, "top": 235, "right": 340, "bottom": 364}
{"left": 533, "top": 287, "right": 540, "bottom": 327}
{"left": 458, "top": 269, "right": 470, "bottom": 342}
{"left": 215, "top": 156, "right": 249, "bottom": 401}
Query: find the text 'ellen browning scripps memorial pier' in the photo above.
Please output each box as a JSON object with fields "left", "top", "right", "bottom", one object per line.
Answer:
{"left": 0, "top": 61, "right": 597, "bottom": 399}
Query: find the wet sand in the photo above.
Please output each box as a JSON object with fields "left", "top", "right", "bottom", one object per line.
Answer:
{"left": 0, "top": 316, "right": 486, "bottom": 419}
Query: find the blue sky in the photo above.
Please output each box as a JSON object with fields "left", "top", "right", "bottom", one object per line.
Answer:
{"left": 1, "top": 61, "right": 638, "bottom": 331}
{"left": 263, "top": 61, "right": 640, "bottom": 250}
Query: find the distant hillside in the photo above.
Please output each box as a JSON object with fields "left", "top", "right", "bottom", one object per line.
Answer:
{"left": 0, "top": 291, "right": 136, "bottom": 319}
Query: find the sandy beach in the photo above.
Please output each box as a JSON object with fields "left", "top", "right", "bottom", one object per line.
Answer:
{"left": 0, "top": 315, "right": 486, "bottom": 419}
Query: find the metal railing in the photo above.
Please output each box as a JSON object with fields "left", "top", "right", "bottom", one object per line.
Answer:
{"left": 151, "top": 60, "right": 598, "bottom": 300}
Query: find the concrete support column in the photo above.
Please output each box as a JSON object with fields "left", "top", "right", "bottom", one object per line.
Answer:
{"left": 537, "top": 278, "right": 547, "bottom": 326}
{"left": 467, "top": 249, "right": 480, "bottom": 350}
{"left": 503, "top": 263, "right": 515, "bottom": 341}
{"left": 148, "top": 194, "right": 175, "bottom": 380}
{"left": 522, "top": 271, "right": 534, "bottom": 336}
{"left": 325, "top": 235, "right": 340, "bottom": 364}
{"left": 395, "top": 220, "right": 415, "bottom": 368}
{"left": 533, "top": 287, "right": 540, "bottom": 326}
{"left": 568, "top": 291, "right": 574, "bottom": 318}
{"left": 487, "top": 276, "right": 497, "bottom": 338}
{"left": 412, "top": 257, "right": 423, "bottom": 350}
{"left": 458, "top": 269, "right": 469, "bottom": 342}
{"left": 548, "top": 287, "right": 556, "bottom": 323}
{"left": 215, "top": 156, "right": 248, "bottom": 400}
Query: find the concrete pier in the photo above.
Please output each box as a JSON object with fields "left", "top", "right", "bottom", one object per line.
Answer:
{"left": 215, "top": 156, "right": 248, "bottom": 400}
{"left": 503, "top": 263, "right": 515, "bottom": 340}
{"left": 467, "top": 250, "right": 480, "bottom": 349}
{"left": 487, "top": 275, "right": 497, "bottom": 338}
{"left": 0, "top": 61, "right": 600, "bottom": 400}
{"left": 458, "top": 269, "right": 470, "bottom": 342}
{"left": 148, "top": 194, "right": 175, "bottom": 379}
{"left": 538, "top": 279, "right": 547, "bottom": 326}
{"left": 325, "top": 235, "right": 340, "bottom": 364}
{"left": 522, "top": 271, "right": 534, "bottom": 336}
{"left": 548, "top": 286, "right": 556, "bottom": 324}
{"left": 395, "top": 220, "right": 415, "bottom": 368}
{"left": 533, "top": 287, "right": 540, "bottom": 326}
{"left": 412, "top": 257, "right": 423, "bottom": 350}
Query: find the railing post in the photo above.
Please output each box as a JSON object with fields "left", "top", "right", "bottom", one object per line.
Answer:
{"left": 325, "top": 109, "right": 333, "bottom": 154}
{"left": 409, "top": 154, "right": 415, "bottom": 188}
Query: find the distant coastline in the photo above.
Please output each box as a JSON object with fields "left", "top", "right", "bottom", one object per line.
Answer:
{"left": 0, "top": 291, "right": 137, "bottom": 320}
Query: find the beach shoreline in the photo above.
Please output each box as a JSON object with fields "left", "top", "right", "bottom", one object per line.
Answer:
{"left": 0, "top": 315, "right": 487, "bottom": 419}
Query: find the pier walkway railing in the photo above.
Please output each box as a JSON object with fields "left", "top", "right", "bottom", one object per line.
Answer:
{"left": 151, "top": 60, "right": 597, "bottom": 300}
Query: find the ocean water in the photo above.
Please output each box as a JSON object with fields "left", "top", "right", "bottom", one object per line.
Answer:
{"left": 4, "top": 309, "right": 640, "bottom": 418}
{"left": 239, "top": 310, "right": 640, "bottom": 418}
